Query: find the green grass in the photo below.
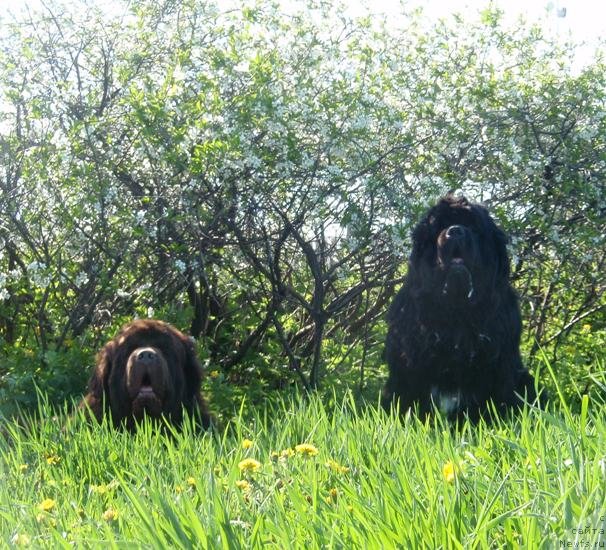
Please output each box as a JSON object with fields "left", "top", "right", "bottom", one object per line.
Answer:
{"left": 1, "top": 389, "right": 605, "bottom": 548}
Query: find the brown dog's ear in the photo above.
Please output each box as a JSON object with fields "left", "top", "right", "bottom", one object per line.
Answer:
{"left": 181, "top": 336, "right": 203, "bottom": 393}
{"left": 79, "top": 341, "right": 115, "bottom": 422}
{"left": 181, "top": 336, "right": 213, "bottom": 429}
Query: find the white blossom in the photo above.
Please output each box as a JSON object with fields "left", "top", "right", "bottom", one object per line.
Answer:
{"left": 27, "top": 261, "right": 51, "bottom": 288}
{"left": 75, "top": 272, "right": 89, "bottom": 286}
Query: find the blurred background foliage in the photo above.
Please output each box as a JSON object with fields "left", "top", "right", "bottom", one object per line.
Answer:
{"left": 0, "top": 0, "right": 604, "bottom": 417}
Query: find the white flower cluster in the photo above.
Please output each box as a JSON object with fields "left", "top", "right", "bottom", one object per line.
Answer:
{"left": 74, "top": 272, "right": 89, "bottom": 287}
{"left": 0, "top": 271, "right": 9, "bottom": 300}
{"left": 27, "top": 261, "right": 51, "bottom": 289}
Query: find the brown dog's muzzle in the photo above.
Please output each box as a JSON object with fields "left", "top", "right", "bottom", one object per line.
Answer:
{"left": 126, "top": 347, "right": 170, "bottom": 418}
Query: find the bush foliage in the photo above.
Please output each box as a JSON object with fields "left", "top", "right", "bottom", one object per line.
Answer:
{"left": 0, "top": 0, "right": 605, "bottom": 413}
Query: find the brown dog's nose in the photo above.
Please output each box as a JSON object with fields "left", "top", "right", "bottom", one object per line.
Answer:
{"left": 136, "top": 349, "right": 158, "bottom": 365}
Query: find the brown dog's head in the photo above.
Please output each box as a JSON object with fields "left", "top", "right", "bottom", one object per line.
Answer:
{"left": 81, "top": 319, "right": 210, "bottom": 430}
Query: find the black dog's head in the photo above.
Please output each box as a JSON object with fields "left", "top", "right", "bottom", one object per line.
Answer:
{"left": 409, "top": 195, "right": 510, "bottom": 307}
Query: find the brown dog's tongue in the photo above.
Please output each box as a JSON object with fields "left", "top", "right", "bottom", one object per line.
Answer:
{"left": 138, "top": 385, "right": 155, "bottom": 397}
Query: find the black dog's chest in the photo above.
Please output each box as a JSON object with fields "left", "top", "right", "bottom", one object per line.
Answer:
{"left": 422, "top": 323, "right": 495, "bottom": 366}
{"left": 422, "top": 326, "right": 497, "bottom": 417}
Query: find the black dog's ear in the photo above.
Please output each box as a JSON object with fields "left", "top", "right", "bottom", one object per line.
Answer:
{"left": 474, "top": 203, "right": 510, "bottom": 282}
{"left": 493, "top": 225, "right": 511, "bottom": 280}
{"left": 410, "top": 219, "right": 431, "bottom": 265}
{"left": 80, "top": 341, "right": 115, "bottom": 421}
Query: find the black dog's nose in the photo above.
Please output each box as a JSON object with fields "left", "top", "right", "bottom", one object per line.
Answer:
{"left": 136, "top": 349, "right": 157, "bottom": 364}
{"left": 445, "top": 225, "right": 465, "bottom": 239}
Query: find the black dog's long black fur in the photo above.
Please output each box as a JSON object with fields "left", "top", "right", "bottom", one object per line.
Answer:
{"left": 382, "top": 195, "right": 541, "bottom": 421}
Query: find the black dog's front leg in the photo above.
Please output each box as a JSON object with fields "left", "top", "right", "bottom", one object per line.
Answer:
{"left": 381, "top": 366, "right": 434, "bottom": 417}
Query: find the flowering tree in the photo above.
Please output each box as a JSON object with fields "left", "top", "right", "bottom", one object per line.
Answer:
{"left": 0, "top": 0, "right": 604, "bottom": 408}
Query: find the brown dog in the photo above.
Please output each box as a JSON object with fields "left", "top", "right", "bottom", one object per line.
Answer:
{"left": 81, "top": 319, "right": 211, "bottom": 430}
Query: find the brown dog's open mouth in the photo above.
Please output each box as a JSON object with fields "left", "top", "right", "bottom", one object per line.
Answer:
{"left": 137, "top": 385, "right": 157, "bottom": 399}
{"left": 132, "top": 383, "right": 164, "bottom": 418}
{"left": 126, "top": 350, "right": 170, "bottom": 408}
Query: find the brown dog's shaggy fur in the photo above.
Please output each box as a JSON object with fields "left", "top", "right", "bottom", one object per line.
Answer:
{"left": 81, "top": 319, "right": 211, "bottom": 430}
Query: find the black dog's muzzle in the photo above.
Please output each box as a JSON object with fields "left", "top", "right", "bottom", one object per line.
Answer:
{"left": 438, "top": 225, "right": 476, "bottom": 302}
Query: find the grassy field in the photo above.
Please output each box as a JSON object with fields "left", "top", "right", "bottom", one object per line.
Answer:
{"left": 1, "top": 382, "right": 605, "bottom": 548}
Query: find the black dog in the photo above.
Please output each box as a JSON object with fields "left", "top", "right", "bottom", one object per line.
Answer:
{"left": 383, "top": 195, "right": 541, "bottom": 421}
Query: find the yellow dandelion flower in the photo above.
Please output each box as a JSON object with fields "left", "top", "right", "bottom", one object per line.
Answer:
{"left": 187, "top": 477, "right": 197, "bottom": 487}
{"left": 238, "top": 458, "right": 261, "bottom": 473}
{"left": 241, "top": 439, "right": 254, "bottom": 450}
{"left": 442, "top": 461, "right": 458, "bottom": 483}
{"left": 46, "top": 455, "right": 61, "bottom": 466}
{"left": 235, "top": 479, "right": 250, "bottom": 491}
{"left": 39, "top": 498, "right": 56, "bottom": 512}
{"left": 19, "top": 464, "right": 28, "bottom": 473}
{"left": 209, "top": 370, "right": 220, "bottom": 379}
{"left": 102, "top": 508, "right": 119, "bottom": 521}
{"left": 91, "top": 484, "right": 108, "bottom": 495}
{"left": 175, "top": 485, "right": 184, "bottom": 494}
{"left": 295, "top": 443, "right": 318, "bottom": 457}
{"left": 325, "top": 459, "right": 350, "bottom": 474}
{"left": 280, "top": 448, "right": 295, "bottom": 459}
{"left": 582, "top": 324, "right": 591, "bottom": 332}
{"left": 11, "top": 533, "right": 31, "bottom": 546}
